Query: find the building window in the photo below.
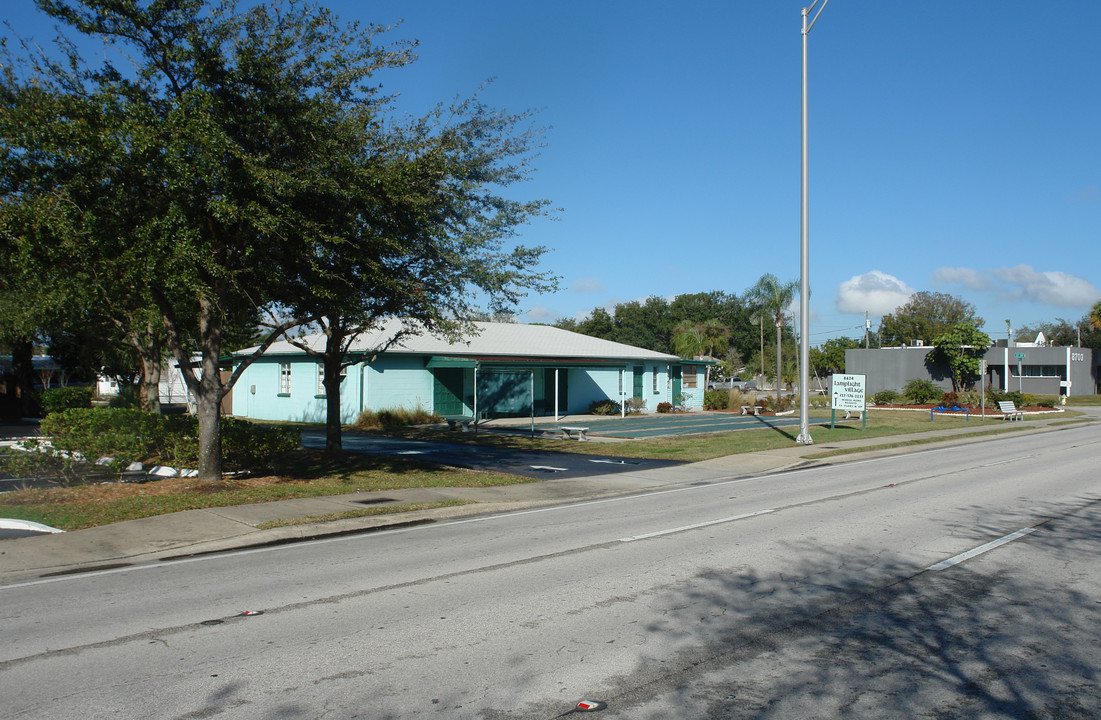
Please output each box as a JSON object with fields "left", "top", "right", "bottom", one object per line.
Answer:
{"left": 652, "top": 366, "right": 659, "bottom": 394}
{"left": 316, "top": 364, "right": 347, "bottom": 396}
{"left": 1013, "top": 364, "right": 1063, "bottom": 378}
{"left": 684, "top": 365, "right": 697, "bottom": 389}
{"left": 279, "top": 363, "right": 291, "bottom": 395}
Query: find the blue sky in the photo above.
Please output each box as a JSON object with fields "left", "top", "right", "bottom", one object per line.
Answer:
{"left": 7, "top": 1, "right": 1100, "bottom": 345}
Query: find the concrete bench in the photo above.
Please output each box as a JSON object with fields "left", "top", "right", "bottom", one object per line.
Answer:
{"left": 740, "top": 405, "right": 761, "bottom": 416}
{"left": 997, "top": 401, "right": 1024, "bottom": 421}
{"left": 444, "top": 417, "right": 474, "bottom": 432}
{"left": 559, "top": 426, "right": 589, "bottom": 441}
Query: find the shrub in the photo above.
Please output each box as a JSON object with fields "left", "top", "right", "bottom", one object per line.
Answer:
{"left": 41, "top": 407, "right": 164, "bottom": 480}
{"left": 221, "top": 418, "right": 299, "bottom": 474}
{"left": 872, "top": 390, "right": 901, "bottom": 405}
{"left": 703, "top": 390, "right": 728, "bottom": 410}
{"left": 107, "top": 384, "right": 143, "bottom": 409}
{"left": 655, "top": 401, "right": 673, "bottom": 413}
{"left": 588, "top": 399, "right": 621, "bottom": 415}
{"left": 903, "top": 378, "right": 941, "bottom": 404}
{"left": 39, "top": 387, "right": 93, "bottom": 415}
{"left": 355, "top": 404, "right": 442, "bottom": 430}
{"left": 955, "top": 390, "right": 982, "bottom": 408}
{"left": 35, "top": 408, "right": 300, "bottom": 482}
{"left": 937, "top": 392, "right": 960, "bottom": 409}
{"left": 625, "top": 396, "right": 647, "bottom": 414}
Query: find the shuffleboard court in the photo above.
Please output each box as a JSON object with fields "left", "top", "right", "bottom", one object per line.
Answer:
{"left": 574, "top": 412, "right": 803, "bottom": 439}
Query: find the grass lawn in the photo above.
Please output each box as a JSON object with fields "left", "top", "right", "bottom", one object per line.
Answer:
{"left": 0, "top": 407, "right": 1070, "bottom": 531}
{"left": 0, "top": 451, "right": 533, "bottom": 531}
{"left": 379, "top": 408, "right": 1044, "bottom": 463}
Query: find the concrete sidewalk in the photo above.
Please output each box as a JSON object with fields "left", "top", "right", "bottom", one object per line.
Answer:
{"left": 1, "top": 408, "right": 1094, "bottom": 585}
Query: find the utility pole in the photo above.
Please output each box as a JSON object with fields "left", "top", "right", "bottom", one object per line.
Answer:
{"left": 864, "top": 311, "right": 870, "bottom": 349}
{"left": 797, "top": 0, "right": 830, "bottom": 446}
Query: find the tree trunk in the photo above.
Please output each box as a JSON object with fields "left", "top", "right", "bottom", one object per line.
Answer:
{"left": 141, "top": 356, "right": 162, "bottom": 414}
{"left": 164, "top": 294, "right": 227, "bottom": 482}
{"left": 12, "top": 339, "right": 36, "bottom": 418}
{"left": 323, "top": 328, "right": 348, "bottom": 452}
{"left": 132, "top": 321, "right": 162, "bottom": 414}
{"left": 195, "top": 383, "right": 223, "bottom": 481}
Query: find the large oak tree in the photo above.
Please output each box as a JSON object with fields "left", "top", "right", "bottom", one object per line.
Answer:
{"left": 2, "top": 0, "right": 554, "bottom": 476}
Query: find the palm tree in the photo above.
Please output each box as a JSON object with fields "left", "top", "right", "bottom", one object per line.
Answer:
{"left": 672, "top": 318, "right": 730, "bottom": 389}
{"left": 1089, "top": 300, "right": 1101, "bottom": 332}
{"left": 748, "top": 273, "right": 799, "bottom": 401}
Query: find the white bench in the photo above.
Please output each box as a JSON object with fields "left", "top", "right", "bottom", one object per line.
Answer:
{"left": 740, "top": 405, "right": 761, "bottom": 416}
{"left": 444, "top": 417, "right": 474, "bottom": 432}
{"left": 559, "top": 426, "right": 589, "bottom": 441}
{"left": 997, "top": 401, "right": 1024, "bottom": 421}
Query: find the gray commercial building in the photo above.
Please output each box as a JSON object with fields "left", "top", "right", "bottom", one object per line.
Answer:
{"left": 845, "top": 342, "right": 1098, "bottom": 397}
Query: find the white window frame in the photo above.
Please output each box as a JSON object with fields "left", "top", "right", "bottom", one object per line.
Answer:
{"left": 279, "top": 362, "right": 292, "bottom": 395}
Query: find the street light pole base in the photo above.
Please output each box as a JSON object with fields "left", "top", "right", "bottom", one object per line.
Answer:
{"left": 796, "top": 431, "right": 814, "bottom": 445}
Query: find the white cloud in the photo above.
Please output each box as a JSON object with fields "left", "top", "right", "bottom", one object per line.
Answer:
{"left": 931, "top": 266, "right": 994, "bottom": 290}
{"left": 988, "top": 265, "right": 1101, "bottom": 306}
{"left": 934, "top": 264, "right": 1101, "bottom": 308}
{"left": 835, "top": 271, "right": 915, "bottom": 316}
{"left": 569, "top": 277, "right": 606, "bottom": 294}
{"left": 523, "top": 304, "right": 558, "bottom": 324}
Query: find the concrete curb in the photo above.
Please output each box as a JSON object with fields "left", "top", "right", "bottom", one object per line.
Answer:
{"left": 2, "top": 408, "right": 1096, "bottom": 585}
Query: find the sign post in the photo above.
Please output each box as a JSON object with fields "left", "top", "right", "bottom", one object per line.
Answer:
{"left": 1015, "top": 352, "right": 1025, "bottom": 393}
{"left": 831, "top": 373, "right": 867, "bottom": 430}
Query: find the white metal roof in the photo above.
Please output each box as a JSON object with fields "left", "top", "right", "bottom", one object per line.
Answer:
{"left": 247, "top": 319, "right": 681, "bottom": 363}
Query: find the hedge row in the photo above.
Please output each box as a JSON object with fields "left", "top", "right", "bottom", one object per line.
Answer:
{"left": 19, "top": 408, "right": 300, "bottom": 483}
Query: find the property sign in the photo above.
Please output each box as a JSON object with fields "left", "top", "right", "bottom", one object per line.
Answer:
{"left": 1015, "top": 353, "right": 1026, "bottom": 360}
{"left": 831, "top": 373, "right": 866, "bottom": 413}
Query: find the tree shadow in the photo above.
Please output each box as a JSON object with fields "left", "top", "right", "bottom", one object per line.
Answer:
{"left": 590, "top": 498, "right": 1101, "bottom": 719}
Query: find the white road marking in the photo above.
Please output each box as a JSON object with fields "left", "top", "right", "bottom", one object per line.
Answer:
{"left": 926, "top": 527, "right": 1036, "bottom": 571}
{"left": 619, "top": 509, "right": 776, "bottom": 542}
{"left": 981, "top": 456, "right": 1033, "bottom": 467}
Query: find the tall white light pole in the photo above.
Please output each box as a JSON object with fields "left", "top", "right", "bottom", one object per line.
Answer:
{"left": 797, "top": 0, "right": 829, "bottom": 445}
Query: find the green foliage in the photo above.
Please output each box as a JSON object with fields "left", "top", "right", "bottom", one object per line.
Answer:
{"left": 655, "top": 401, "right": 673, "bottom": 413}
{"left": 38, "top": 387, "right": 92, "bottom": 415}
{"left": 904, "top": 378, "right": 941, "bottom": 404}
{"left": 872, "top": 390, "right": 902, "bottom": 405}
{"left": 931, "top": 323, "right": 993, "bottom": 391}
{"left": 624, "top": 397, "right": 647, "bottom": 414}
{"left": 31, "top": 409, "right": 298, "bottom": 482}
{"left": 747, "top": 273, "right": 798, "bottom": 400}
{"left": 220, "top": 419, "right": 300, "bottom": 475}
{"left": 703, "top": 390, "right": 728, "bottom": 410}
{"left": 107, "top": 384, "right": 143, "bottom": 409}
{"left": 955, "top": 390, "right": 983, "bottom": 408}
{"left": 879, "top": 292, "right": 983, "bottom": 346}
{"left": 2, "top": 0, "right": 557, "bottom": 477}
{"left": 811, "top": 336, "right": 862, "bottom": 376}
{"left": 559, "top": 291, "right": 760, "bottom": 362}
{"left": 588, "top": 399, "right": 621, "bottom": 415}
{"left": 937, "top": 392, "right": 960, "bottom": 409}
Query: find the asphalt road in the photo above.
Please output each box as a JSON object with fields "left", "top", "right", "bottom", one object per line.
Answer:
{"left": 299, "top": 428, "right": 687, "bottom": 479}
{"left": 2, "top": 425, "right": 1099, "bottom": 719}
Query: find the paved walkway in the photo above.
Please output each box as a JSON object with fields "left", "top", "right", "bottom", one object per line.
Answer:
{"left": 1, "top": 407, "right": 1095, "bottom": 585}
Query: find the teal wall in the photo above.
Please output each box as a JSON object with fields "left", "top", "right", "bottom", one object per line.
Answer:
{"left": 232, "top": 357, "right": 685, "bottom": 423}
